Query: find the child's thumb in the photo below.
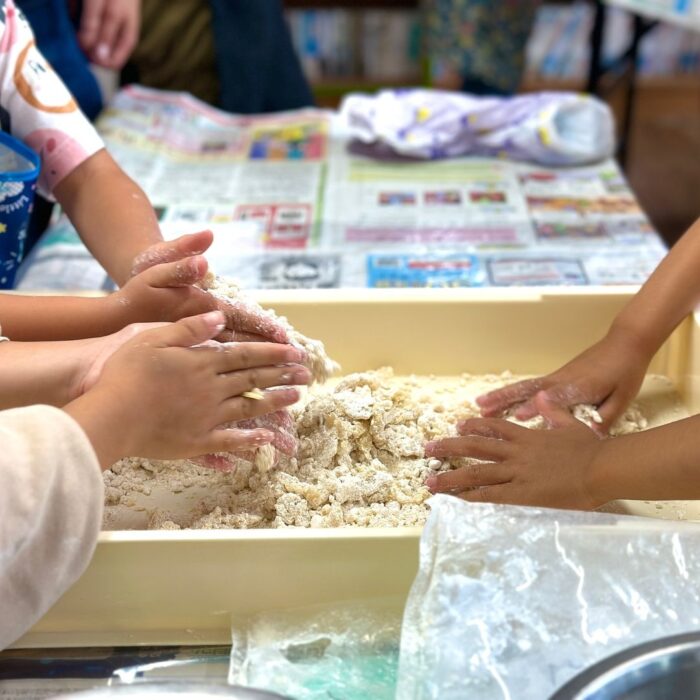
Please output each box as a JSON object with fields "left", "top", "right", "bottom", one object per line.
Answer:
{"left": 142, "top": 255, "right": 208, "bottom": 288}
{"left": 152, "top": 311, "right": 225, "bottom": 348}
{"left": 131, "top": 230, "right": 214, "bottom": 276}
{"left": 534, "top": 391, "right": 576, "bottom": 429}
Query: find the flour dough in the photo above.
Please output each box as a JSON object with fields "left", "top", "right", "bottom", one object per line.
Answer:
{"left": 104, "top": 369, "right": 668, "bottom": 530}
{"left": 201, "top": 273, "right": 340, "bottom": 383}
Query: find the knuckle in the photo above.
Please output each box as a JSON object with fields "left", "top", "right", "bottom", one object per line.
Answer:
{"left": 237, "top": 346, "right": 252, "bottom": 366}
{"left": 468, "top": 462, "right": 485, "bottom": 483}
{"left": 246, "top": 369, "right": 261, "bottom": 391}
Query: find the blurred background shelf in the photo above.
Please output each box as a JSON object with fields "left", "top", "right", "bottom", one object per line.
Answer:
{"left": 284, "top": 0, "right": 418, "bottom": 7}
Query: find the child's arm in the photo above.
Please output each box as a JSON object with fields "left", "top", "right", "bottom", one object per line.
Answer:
{"left": 0, "top": 338, "right": 94, "bottom": 409}
{"left": 478, "top": 217, "right": 700, "bottom": 431}
{"left": 0, "top": 320, "right": 166, "bottom": 409}
{"left": 0, "top": 312, "right": 310, "bottom": 650}
{"left": 53, "top": 149, "right": 162, "bottom": 286}
{"left": 425, "top": 392, "right": 700, "bottom": 509}
{"left": 0, "top": 255, "right": 209, "bottom": 341}
{"left": 0, "top": 2, "right": 161, "bottom": 286}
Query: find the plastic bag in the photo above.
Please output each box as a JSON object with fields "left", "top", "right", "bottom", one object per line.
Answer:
{"left": 397, "top": 495, "right": 700, "bottom": 700}
{"left": 341, "top": 89, "right": 615, "bottom": 166}
{"left": 229, "top": 598, "right": 403, "bottom": 699}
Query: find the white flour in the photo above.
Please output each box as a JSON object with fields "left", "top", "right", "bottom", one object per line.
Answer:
{"left": 103, "top": 369, "right": 668, "bottom": 530}
{"left": 202, "top": 273, "right": 339, "bottom": 383}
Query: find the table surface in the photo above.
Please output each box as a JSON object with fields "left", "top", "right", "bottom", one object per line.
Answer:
{"left": 17, "top": 85, "right": 667, "bottom": 292}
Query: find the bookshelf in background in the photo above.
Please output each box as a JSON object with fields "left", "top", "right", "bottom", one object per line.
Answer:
{"left": 524, "top": 1, "right": 700, "bottom": 90}
{"left": 284, "top": 1, "right": 700, "bottom": 108}
{"left": 283, "top": 0, "right": 425, "bottom": 107}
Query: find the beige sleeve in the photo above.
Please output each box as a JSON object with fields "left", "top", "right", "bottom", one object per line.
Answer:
{"left": 0, "top": 405, "right": 103, "bottom": 650}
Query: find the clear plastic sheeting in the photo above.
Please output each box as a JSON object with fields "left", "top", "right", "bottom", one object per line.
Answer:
{"left": 228, "top": 599, "right": 402, "bottom": 700}
{"left": 397, "top": 495, "right": 700, "bottom": 700}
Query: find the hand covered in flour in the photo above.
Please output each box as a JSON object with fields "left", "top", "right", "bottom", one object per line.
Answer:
{"left": 78, "top": 0, "right": 140, "bottom": 70}
{"left": 196, "top": 410, "right": 299, "bottom": 472}
{"left": 64, "top": 312, "right": 308, "bottom": 469}
{"left": 110, "top": 249, "right": 220, "bottom": 327}
{"left": 425, "top": 392, "right": 606, "bottom": 509}
{"left": 475, "top": 326, "right": 652, "bottom": 435}
{"left": 130, "top": 231, "right": 289, "bottom": 343}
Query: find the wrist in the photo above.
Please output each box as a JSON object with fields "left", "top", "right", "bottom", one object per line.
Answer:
{"left": 102, "top": 291, "right": 132, "bottom": 332}
{"left": 585, "top": 437, "right": 620, "bottom": 506}
{"left": 606, "top": 317, "right": 660, "bottom": 363}
{"left": 64, "top": 387, "right": 137, "bottom": 469}
{"left": 586, "top": 434, "right": 644, "bottom": 506}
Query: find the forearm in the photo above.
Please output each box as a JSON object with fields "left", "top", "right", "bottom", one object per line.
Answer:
{"left": 0, "top": 293, "right": 123, "bottom": 341}
{"left": 0, "top": 340, "right": 85, "bottom": 409}
{"left": 591, "top": 415, "right": 700, "bottom": 502}
{"left": 54, "top": 149, "right": 162, "bottom": 286}
{"left": 611, "top": 218, "right": 700, "bottom": 355}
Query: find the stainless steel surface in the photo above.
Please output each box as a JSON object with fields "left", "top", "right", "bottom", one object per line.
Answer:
{"left": 550, "top": 632, "right": 700, "bottom": 699}
{"left": 49, "top": 683, "right": 292, "bottom": 700}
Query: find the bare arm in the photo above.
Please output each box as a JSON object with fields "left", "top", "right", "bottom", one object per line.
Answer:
{"left": 610, "top": 217, "right": 700, "bottom": 356}
{"left": 590, "top": 415, "right": 700, "bottom": 503}
{"left": 0, "top": 339, "right": 87, "bottom": 409}
{"left": 0, "top": 294, "right": 116, "bottom": 341}
{"left": 54, "top": 149, "right": 162, "bottom": 286}
{"left": 478, "top": 218, "right": 700, "bottom": 429}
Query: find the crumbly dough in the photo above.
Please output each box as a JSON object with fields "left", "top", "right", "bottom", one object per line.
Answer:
{"left": 201, "top": 273, "right": 340, "bottom": 383}
{"left": 254, "top": 443, "right": 276, "bottom": 473}
{"left": 104, "top": 369, "right": 658, "bottom": 530}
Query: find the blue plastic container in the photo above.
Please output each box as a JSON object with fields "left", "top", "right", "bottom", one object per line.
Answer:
{"left": 0, "top": 130, "right": 40, "bottom": 288}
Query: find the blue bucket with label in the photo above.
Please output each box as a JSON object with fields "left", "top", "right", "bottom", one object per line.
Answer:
{"left": 0, "top": 131, "right": 40, "bottom": 289}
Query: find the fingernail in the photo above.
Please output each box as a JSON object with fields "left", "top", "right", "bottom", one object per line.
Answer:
{"left": 288, "top": 347, "right": 307, "bottom": 363}
{"left": 203, "top": 310, "right": 225, "bottom": 329}
{"left": 425, "top": 474, "right": 437, "bottom": 491}
{"left": 424, "top": 442, "right": 437, "bottom": 457}
{"left": 251, "top": 430, "right": 274, "bottom": 445}
{"left": 96, "top": 43, "right": 110, "bottom": 61}
{"left": 281, "top": 388, "right": 300, "bottom": 402}
{"left": 294, "top": 367, "right": 311, "bottom": 383}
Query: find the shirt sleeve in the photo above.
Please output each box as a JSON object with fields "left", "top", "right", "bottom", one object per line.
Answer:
{"left": 0, "top": 0, "right": 104, "bottom": 199}
{"left": 0, "top": 404, "right": 103, "bottom": 650}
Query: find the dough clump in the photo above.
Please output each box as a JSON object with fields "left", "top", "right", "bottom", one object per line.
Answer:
{"left": 104, "top": 370, "right": 653, "bottom": 530}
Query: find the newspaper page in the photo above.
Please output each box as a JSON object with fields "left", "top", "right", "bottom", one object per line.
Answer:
{"left": 17, "top": 85, "right": 667, "bottom": 291}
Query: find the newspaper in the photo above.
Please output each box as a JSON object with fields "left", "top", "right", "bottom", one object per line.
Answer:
{"left": 17, "top": 85, "right": 667, "bottom": 291}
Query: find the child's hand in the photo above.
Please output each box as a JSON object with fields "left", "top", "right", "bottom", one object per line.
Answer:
{"left": 476, "top": 328, "right": 652, "bottom": 435}
{"left": 72, "top": 322, "right": 169, "bottom": 399}
{"left": 110, "top": 253, "right": 217, "bottom": 326}
{"left": 425, "top": 393, "right": 608, "bottom": 509}
{"left": 130, "top": 231, "right": 289, "bottom": 343}
{"left": 64, "top": 312, "right": 309, "bottom": 469}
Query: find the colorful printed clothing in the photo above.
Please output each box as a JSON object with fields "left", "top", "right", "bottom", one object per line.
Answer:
{"left": 425, "top": 0, "right": 541, "bottom": 94}
{"left": 0, "top": 0, "right": 103, "bottom": 198}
